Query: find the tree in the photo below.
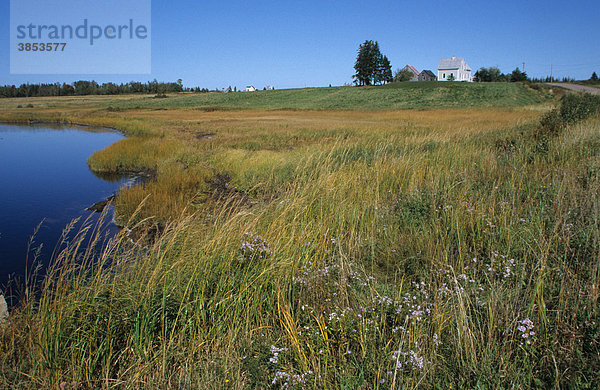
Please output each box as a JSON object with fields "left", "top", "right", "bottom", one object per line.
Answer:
{"left": 447, "top": 73, "right": 455, "bottom": 81}
{"left": 378, "top": 55, "right": 393, "bottom": 84}
{"left": 474, "top": 69, "right": 485, "bottom": 82}
{"left": 102, "top": 82, "right": 119, "bottom": 95}
{"left": 497, "top": 73, "right": 509, "bottom": 82}
{"left": 393, "top": 68, "right": 414, "bottom": 82}
{"left": 73, "top": 80, "right": 99, "bottom": 95}
{"left": 353, "top": 40, "right": 392, "bottom": 86}
{"left": 591, "top": 72, "right": 598, "bottom": 81}
{"left": 62, "top": 83, "right": 75, "bottom": 95}
{"left": 475, "top": 67, "right": 504, "bottom": 82}
{"left": 354, "top": 40, "right": 379, "bottom": 86}
{"left": 510, "top": 67, "right": 528, "bottom": 82}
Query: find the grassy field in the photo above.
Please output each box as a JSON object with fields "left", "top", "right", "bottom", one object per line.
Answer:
{"left": 1, "top": 84, "right": 599, "bottom": 388}
{"left": 0, "top": 82, "right": 549, "bottom": 111}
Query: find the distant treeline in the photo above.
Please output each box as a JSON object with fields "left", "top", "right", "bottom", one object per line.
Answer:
{"left": 474, "top": 66, "right": 585, "bottom": 83}
{"left": 530, "top": 76, "right": 576, "bottom": 83}
{"left": 0, "top": 79, "right": 213, "bottom": 98}
{"left": 474, "top": 67, "right": 528, "bottom": 82}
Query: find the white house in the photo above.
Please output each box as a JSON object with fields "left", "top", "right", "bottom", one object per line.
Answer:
{"left": 245, "top": 86, "right": 257, "bottom": 92}
{"left": 438, "top": 56, "right": 472, "bottom": 82}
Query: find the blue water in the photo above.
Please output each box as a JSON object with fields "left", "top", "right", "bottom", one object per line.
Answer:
{"left": 0, "top": 124, "right": 127, "bottom": 295}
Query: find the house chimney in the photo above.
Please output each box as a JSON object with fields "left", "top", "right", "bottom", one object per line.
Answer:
{"left": 451, "top": 56, "right": 456, "bottom": 59}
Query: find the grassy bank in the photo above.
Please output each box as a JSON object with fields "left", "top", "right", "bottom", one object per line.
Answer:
{"left": 1, "top": 88, "right": 599, "bottom": 388}
{"left": 0, "top": 82, "right": 550, "bottom": 111}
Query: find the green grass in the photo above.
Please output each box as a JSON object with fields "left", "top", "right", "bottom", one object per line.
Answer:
{"left": 0, "top": 82, "right": 549, "bottom": 111}
{"left": 112, "top": 82, "right": 548, "bottom": 110}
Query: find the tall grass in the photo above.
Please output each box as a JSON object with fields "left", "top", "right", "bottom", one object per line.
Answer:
{"left": 1, "top": 97, "right": 599, "bottom": 388}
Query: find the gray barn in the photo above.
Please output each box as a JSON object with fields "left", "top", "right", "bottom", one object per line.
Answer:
{"left": 419, "top": 70, "right": 437, "bottom": 81}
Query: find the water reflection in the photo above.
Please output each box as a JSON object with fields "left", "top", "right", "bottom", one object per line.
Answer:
{"left": 0, "top": 123, "right": 129, "bottom": 297}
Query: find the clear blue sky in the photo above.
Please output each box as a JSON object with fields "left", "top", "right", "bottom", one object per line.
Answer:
{"left": 1, "top": 0, "right": 599, "bottom": 89}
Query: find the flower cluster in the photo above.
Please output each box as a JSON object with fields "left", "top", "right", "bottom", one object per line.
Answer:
{"left": 437, "top": 268, "right": 486, "bottom": 308}
{"left": 517, "top": 318, "right": 536, "bottom": 346}
{"left": 272, "top": 370, "right": 315, "bottom": 389}
{"left": 395, "top": 281, "right": 434, "bottom": 322}
{"left": 269, "top": 345, "right": 288, "bottom": 364}
{"left": 485, "top": 251, "right": 517, "bottom": 279}
{"left": 392, "top": 348, "right": 426, "bottom": 371}
{"left": 238, "top": 232, "right": 272, "bottom": 263}
{"left": 293, "top": 263, "right": 341, "bottom": 287}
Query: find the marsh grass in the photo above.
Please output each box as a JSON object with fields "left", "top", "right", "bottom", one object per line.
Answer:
{"left": 1, "top": 92, "right": 599, "bottom": 388}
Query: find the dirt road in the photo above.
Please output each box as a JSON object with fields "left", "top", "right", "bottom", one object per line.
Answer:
{"left": 546, "top": 83, "right": 600, "bottom": 95}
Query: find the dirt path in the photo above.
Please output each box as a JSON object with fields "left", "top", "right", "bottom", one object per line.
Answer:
{"left": 546, "top": 83, "right": 600, "bottom": 95}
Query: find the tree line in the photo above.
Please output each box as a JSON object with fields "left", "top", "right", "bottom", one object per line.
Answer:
{"left": 474, "top": 67, "right": 598, "bottom": 84}
{"left": 474, "top": 67, "right": 528, "bottom": 82}
{"left": 0, "top": 79, "right": 189, "bottom": 98}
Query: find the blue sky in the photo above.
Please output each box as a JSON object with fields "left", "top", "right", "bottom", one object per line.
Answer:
{"left": 1, "top": 0, "right": 599, "bottom": 89}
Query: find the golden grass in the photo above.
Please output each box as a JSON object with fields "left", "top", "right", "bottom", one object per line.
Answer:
{"left": 0, "top": 105, "right": 544, "bottom": 226}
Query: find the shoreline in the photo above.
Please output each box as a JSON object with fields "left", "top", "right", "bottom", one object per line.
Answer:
{"left": 0, "top": 119, "right": 123, "bottom": 135}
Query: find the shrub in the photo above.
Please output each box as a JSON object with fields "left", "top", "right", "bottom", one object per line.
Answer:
{"left": 559, "top": 93, "right": 600, "bottom": 124}
{"left": 539, "top": 108, "right": 565, "bottom": 136}
{"left": 538, "top": 93, "right": 600, "bottom": 137}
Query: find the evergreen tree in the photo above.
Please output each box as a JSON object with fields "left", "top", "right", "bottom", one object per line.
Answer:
{"left": 354, "top": 40, "right": 379, "bottom": 86}
{"left": 591, "top": 72, "right": 598, "bottom": 81}
{"left": 353, "top": 40, "right": 392, "bottom": 86}
{"left": 378, "top": 55, "right": 393, "bottom": 84}
{"left": 510, "top": 67, "right": 528, "bottom": 82}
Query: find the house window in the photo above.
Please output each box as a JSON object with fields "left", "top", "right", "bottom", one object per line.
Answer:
{"left": 443, "top": 73, "right": 445, "bottom": 78}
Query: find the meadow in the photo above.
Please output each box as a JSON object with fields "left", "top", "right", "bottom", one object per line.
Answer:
{"left": 0, "top": 84, "right": 599, "bottom": 388}
{"left": 0, "top": 82, "right": 548, "bottom": 111}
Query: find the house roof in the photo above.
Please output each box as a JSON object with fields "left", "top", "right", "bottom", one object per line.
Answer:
{"left": 421, "top": 70, "right": 436, "bottom": 78}
{"left": 438, "top": 56, "right": 471, "bottom": 71}
{"left": 404, "top": 64, "right": 420, "bottom": 75}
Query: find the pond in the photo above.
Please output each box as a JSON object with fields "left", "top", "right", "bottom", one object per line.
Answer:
{"left": 0, "top": 123, "right": 131, "bottom": 297}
